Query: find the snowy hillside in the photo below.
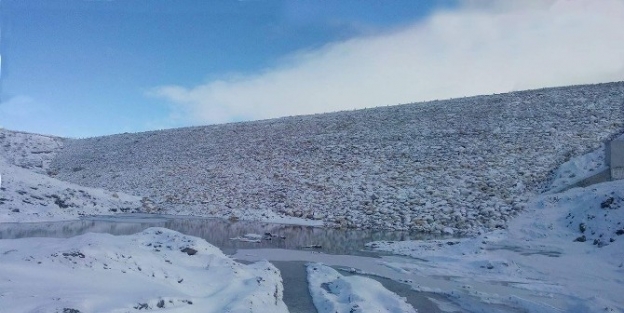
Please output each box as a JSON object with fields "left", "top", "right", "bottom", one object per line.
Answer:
{"left": 49, "top": 82, "right": 624, "bottom": 234}
{"left": 0, "top": 129, "right": 64, "bottom": 174}
{"left": 0, "top": 129, "right": 147, "bottom": 223}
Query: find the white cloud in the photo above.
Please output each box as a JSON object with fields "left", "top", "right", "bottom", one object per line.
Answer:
{"left": 149, "top": 0, "right": 624, "bottom": 125}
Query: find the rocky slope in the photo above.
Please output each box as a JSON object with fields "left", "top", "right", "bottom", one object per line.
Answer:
{"left": 0, "top": 129, "right": 146, "bottom": 222}
{"left": 0, "top": 129, "right": 64, "bottom": 174}
{"left": 49, "top": 82, "right": 624, "bottom": 233}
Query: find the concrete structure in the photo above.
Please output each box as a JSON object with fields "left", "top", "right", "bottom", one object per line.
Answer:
{"left": 609, "top": 139, "right": 624, "bottom": 180}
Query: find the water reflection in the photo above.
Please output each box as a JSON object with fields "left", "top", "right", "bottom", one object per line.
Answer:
{"left": 0, "top": 214, "right": 443, "bottom": 255}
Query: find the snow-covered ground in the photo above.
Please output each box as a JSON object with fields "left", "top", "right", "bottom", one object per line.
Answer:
{"left": 547, "top": 133, "right": 624, "bottom": 193}
{"left": 547, "top": 145, "right": 608, "bottom": 193}
{"left": 306, "top": 263, "right": 416, "bottom": 313}
{"left": 367, "top": 178, "right": 624, "bottom": 312}
{"left": 49, "top": 82, "right": 624, "bottom": 234}
{"left": 0, "top": 227, "right": 288, "bottom": 313}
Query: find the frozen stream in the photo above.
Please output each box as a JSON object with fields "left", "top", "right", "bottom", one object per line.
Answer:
{"left": 0, "top": 214, "right": 567, "bottom": 312}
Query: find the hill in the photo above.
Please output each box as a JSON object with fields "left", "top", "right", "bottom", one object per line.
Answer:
{"left": 0, "top": 129, "right": 144, "bottom": 222}
{"left": 48, "top": 82, "right": 624, "bottom": 234}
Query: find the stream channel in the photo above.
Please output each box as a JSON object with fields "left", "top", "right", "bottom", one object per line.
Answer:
{"left": 0, "top": 214, "right": 460, "bottom": 312}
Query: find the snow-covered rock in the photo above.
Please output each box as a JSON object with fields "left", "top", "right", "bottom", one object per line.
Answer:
{"left": 0, "top": 227, "right": 288, "bottom": 313}
{"left": 0, "top": 128, "right": 64, "bottom": 174}
{"left": 48, "top": 82, "right": 624, "bottom": 233}
{"left": 306, "top": 263, "right": 416, "bottom": 313}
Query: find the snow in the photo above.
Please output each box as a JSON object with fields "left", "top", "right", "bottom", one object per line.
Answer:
{"left": 547, "top": 133, "right": 624, "bottom": 193}
{"left": 367, "top": 179, "right": 624, "bottom": 312}
{"left": 0, "top": 227, "right": 288, "bottom": 313}
{"left": 235, "top": 248, "right": 571, "bottom": 312}
{"left": 547, "top": 145, "right": 608, "bottom": 193}
{"left": 306, "top": 263, "right": 417, "bottom": 313}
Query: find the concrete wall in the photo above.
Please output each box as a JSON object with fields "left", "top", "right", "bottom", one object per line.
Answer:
{"left": 611, "top": 140, "right": 624, "bottom": 180}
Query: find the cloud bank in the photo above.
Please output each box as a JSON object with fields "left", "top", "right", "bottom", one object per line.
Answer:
{"left": 150, "top": 0, "right": 624, "bottom": 125}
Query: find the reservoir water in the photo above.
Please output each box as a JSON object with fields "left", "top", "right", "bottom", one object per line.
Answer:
{"left": 0, "top": 213, "right": 438, "bottom": 256}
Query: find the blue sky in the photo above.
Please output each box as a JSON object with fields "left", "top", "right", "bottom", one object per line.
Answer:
{"left": 1, "top": 0, "right": 624, "bottom": 138}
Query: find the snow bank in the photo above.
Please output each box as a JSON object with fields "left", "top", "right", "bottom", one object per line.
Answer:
{"left": 49, "top": 82, "right": 624, "bottom": 233}
{"left": 306, "top": 263, "right": 416, "bottom": 313}
{"left": 0, "top": 227, "right": 288, "bottom": 313}
{"left": 367, "top": 179, "right": 624, "bottom": 312}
